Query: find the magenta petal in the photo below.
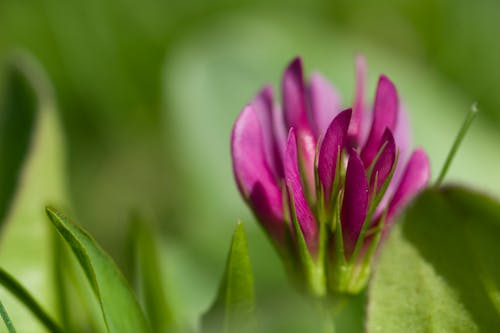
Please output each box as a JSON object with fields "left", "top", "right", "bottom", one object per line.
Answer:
{"left": 341, "top": 150, "right": 369, "bottom": 256}
{"left": 272, "top": 104, "right": 287, "bottom": 168}
{"left": 318, "top": 109, "right": 352, "bottom": 202}
{"left": 348, "top": 55, "right": 366, "bottom": 144}
{"left": 309, "top": 73, "right": 341, "bottom": 138}
{"left": 282, "top": 57, "right": 311, "bottom": 131}
{"left": 386, "top": 148, "right": 430, "bottom": 223}
{"left": 252, "top": 85, "right": 284, "bottom": 178}
{"left": 361, "top": 75, "right": 399, "bottom": 166}
{"left": 231, "top": 105, "right": 284, "bottom": 242}
{"left": 394, "top": 106, "right": 411, "bottom": 163}
{"left": 370, "top": 129, "right": 396, "bottom": 193}
{"left": 285, "top": 128, "right": 318, "bottom": 255}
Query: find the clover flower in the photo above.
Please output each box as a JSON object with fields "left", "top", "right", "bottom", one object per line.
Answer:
{"left": 231, "top": 56, "right": 430, "bottom": 296}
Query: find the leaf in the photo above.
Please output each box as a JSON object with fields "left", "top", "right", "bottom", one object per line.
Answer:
{"left": 367, "top": 186, "right": 500, "bottom": 332}
{"left": 0, "top": 268, "right": 62, "bottom": 332}
{"left": 0, "top": 53, "right": 67, "bottom": 332}
{"left": 0, "top": 299, "right": 16, "bottom": 333}
{"left": 0, "top": 57, "right": 37, "bottom": 224}
{"left": 202, "top": 222, "right": 256, "bottom": 333}
{"left": 128, "top": 215, "right": 176, "bottom": 332}
{"left": 45, "top": 207, "right": 151, "bottom": 333}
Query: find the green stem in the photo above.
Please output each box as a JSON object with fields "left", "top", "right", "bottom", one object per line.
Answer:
{"left": 318, "top": 299, "right": 335, "bottom": 333}
{"left": 435, "top": 103, "right": 478, "bottom": 186}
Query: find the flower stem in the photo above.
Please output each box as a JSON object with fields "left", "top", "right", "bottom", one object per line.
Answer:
{"left": 435, "top": 103, "right": 478, "bottom": 187}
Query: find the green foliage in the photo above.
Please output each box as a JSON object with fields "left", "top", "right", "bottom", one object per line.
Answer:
{"left": 0, "top": 53, "right": 66, "bottom": 332}
{"left": 0, "top": 299, "right": 16, "bottom": 333}
{"left": 128, "top": 215, "right": 176, "bottom": 332}
{"left": 0, "top": 268, "right": 62, "bottom": 332}
{"left": 202, "top": 222, "right": 256, "bottom": 333}
{"left": 0, "top": 58, "right": 36, "bottom": 224}
{"left": 368, "top": 186, "right": 500, "bottom": 332}
{"left": 46, "top": 207, "right": 151, "bottom": 333}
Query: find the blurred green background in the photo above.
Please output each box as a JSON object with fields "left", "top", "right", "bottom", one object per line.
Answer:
{"left": 1, "top": 0, "right": 500, "bottom": 331}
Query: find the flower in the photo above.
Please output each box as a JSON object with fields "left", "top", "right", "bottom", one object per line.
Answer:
{"left": 231, "top": 56, "right": 430, "bottom": 296}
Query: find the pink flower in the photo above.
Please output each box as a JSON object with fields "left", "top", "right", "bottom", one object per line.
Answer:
{"left": 231, "top": 56, "right": 430, "bottom": 295}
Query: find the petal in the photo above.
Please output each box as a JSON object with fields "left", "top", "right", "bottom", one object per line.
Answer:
{"left": 252, "top": 85, "right": 284, "bottom": 178}
{"left": 272, "top": 104, "right": 287, "bottom": 168}
{"left": 341, "top": 149, "right": 369, "bottom": 256}
{"left": 393, "top": 105, "right": 412, "bottom": 163}
{"left": 348, "top": 55, "right": 367, "bottom": 144}
{"left": 297, "top": 128, "right": 317, "bottom": 200}
{"left": 308, "top": 72, "right": 342, "bottom": 139}
{"left": 285, "top": 128, "right": 318, "bottom": 255}
{"left": 282, "top": 57, "right": 311, "bottom": 131}
{"left": 318, "top": 109, "right": 351, "bottom": 202}
{"left": 231, "top": 105, "right": 284, "bottom": 242}
{"left": 386, "top": 148, "right": 431, "bottom": 223}
{"left": 372, "top": 105, "right": 412, "bottom": 218}
{"left": 361, "top": 75, "right": 399, "bottom": 166}
{"left": 370, "top": 128, "right": 396, "bottom": 193}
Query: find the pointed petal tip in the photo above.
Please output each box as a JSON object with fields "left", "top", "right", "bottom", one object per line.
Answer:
{"left": 361, "top": 74, "right": 399, "bottom": 165}
{"left": 309, "top": 73, "right": 342, "bottom": 138}
{"left": 231, "top": 105, "right": 285, "bottom": 242}
{"left": 317, "top": 109, "right": 352, "bottom": 200}
{"left": 282, "top": 57, "right": 309, "bottom": 131}
{"left": 378, "top": 74, "right": 397, "bottom": 94}
{"left": 288, "top": 56, "right": 303, "bottom": 69}
{"left": 355, "top": 54, "right": 367, "bottom": 73}
{"left": 349, "top": 55, "right": 367, "bottom": 143}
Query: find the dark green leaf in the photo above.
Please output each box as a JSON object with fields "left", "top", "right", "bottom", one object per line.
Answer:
{"left": 46, "top": 207, "right": 151, "bottom": 333}
{"left": 368, "top": 186, "right": 500, "bottom": 332}
{"left": 202, "top": 222, "right": 255, "bottom": 333}
{"left": 128, "top": 215, "right": 176, "bottom": 332}
{"left": 0, "top": 57, "right": 37, "bottom": 224}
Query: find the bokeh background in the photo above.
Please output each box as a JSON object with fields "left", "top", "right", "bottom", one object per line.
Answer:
{"left": 1, "top": 0, "right": 500, "bottom": 331}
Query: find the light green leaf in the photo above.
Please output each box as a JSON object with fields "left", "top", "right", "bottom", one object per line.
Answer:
{"left": 202, "top": 222, "right": 255, "bottom": 333}
{"left": 128, "top": 215, "right": 176, "bottom": 332}
{"left": 367, "top": 186, "right": 500, "bottom": 332}
{"left": 0, "top": 53, "right": 67, "bottom": 332}
{"left": 0, "top": 268, "right": 62, "bottom": 332}
{"left": 45, "top": 207, "right": 151, "bottom": 333}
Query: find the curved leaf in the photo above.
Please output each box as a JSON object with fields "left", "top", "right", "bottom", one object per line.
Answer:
{"left": 202, "top": 222, "right": 255, "bottom": 333}
{"left": 368, "top": 186, "right": 500, "bottom": 332}
{"left": 46, "top": 207, "right": 151, "bottom": 333}
{"left": 0, "top": 53, "right": 67, "bottom": 332}
{"left": 0, "top": 268, "right": 62, "bottom": 333}
{"left": 0, "top": 58, "right": 36, "bottom": 224}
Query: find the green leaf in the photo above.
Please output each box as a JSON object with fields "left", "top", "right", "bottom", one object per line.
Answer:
{"left": 0, "top": 56, "right": 36, "bottom": 224}
{"left": 0, "top": 53, "right": 67, "bottom": 332}
{"left": 128, "top": 215, "right": 176, "bottom": 332}
{"left": 367, "top": 186, "right": 500, "bottom": 332}
{"left": 0, "top": 299, "right": 16, "bottom": 333}
{"left": 45, "top": 207, "right": 151, "bottom": 333}
{"left": 202, "top": 222, "right": 255, "bottom": 333}
{"left": 0, "top": 268, "right": 62, "bottom": 332}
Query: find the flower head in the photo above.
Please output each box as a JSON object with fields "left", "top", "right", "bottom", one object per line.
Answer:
{"left": 231, "top": 56, "right": 430, "bottom": 295}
